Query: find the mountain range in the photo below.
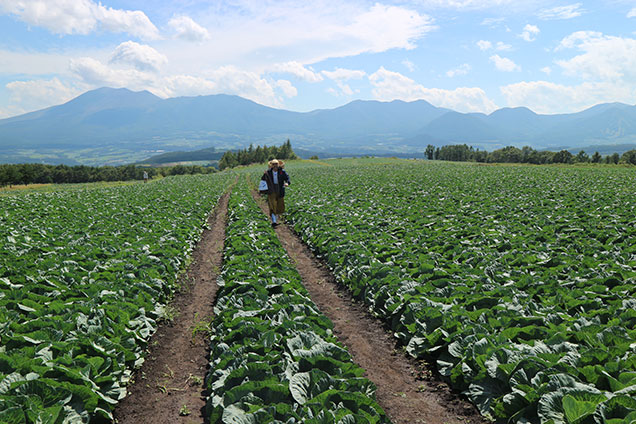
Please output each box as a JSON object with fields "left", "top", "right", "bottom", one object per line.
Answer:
{"left": 1, "top": 87, "right": 635, "bottom": 165}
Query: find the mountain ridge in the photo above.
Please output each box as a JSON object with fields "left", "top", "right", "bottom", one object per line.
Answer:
{"left": 0, "top": 87, "right": 635, "bottom": 165}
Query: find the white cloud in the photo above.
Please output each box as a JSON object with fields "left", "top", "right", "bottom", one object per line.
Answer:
{"left": 477, "top": 40, "right": 493, "bottom": 50}
{"left": 556, "top": 32, "right": 636, "bottom": 81}
{"left": 477, "top": 40, "right": 512, "bottom": 51}
{"left": 168, "top": 16, "right": 210, "bottom": 42}
{"left": 446, "top": 63, "right": 471, "bottom": 77}
{"left": 275, "top": 80, "right": 298, "bottom": 98}
{"left": 556, "top": 30, "right": 602, "bottom": 49}
{"left": 109, "top": 41, "right": 167, "bottom": 72}
{"left": 0, "top": 0, "right": 159, "bottom": 39}
{"left": 161, "top": 70, "right": 292, "bottom": 108}
{"left": 70, "top": 57, "right": 152, "bottom": 88}
{"left": 269, "top": 62, "right": 323, "bottom": 83}
{"left": 402, "top": 59, "right": 416, "bottom": 72}
{"left": 159, "top": 75, "right": 216, "bottom": 97}
{"left": 541, "top": 66, "right": 552, "bottom": 74}
{"left": 162, "top": 72, "right": 289, "bottom": 106}
{"left": 94, "top": 4, "right": 159, "bottom": 40}
{"left": 537, "top": 3, "right": 583, "bottom": 20}
{"left": 163, "top": 2, "right": 436, "bottom": 70}
{"left": 0, "top": 0, "right": 94, "bottom": 35}
{"left": 2, "top": 77, "right": 85, "bottom": 118}
{"left": 368, "top": 66, "right": 498, "bottom": 113}
{"left": 520, "top": 24, "right": 540, "bottom": 41}
{"left": 501, "top": 31, "right": 636, "bottom": 113}
{"left": 500, "top": 80, "right": 636, "bottom": 114}
{"left": 495, "top": 41, "right": 513, "bottom": 51}
{"left": 322, "top": 68, "right": 363, "bottom": 96}
{"left": 327, "top": 82, "right": 354, "bottom": 97}
{"left": 629, "top": 8, "right": 636, "bottom": 18}
{"left": 202, "top": 66, "right": 281, "bottom": 106}
{"left": 416, "top": 1, "right": 534, "bottom": 10}
{"left": 341, "top": 84, "right": 355, "bottom": 96}
{"left": 490, "top": 54, "right": 521, "bottom": 71}
{"left": 322, "top": 68, "right": 366, "bottom": 80}
{"left": 345, "top": 4, "right": 434, "bottom": 53}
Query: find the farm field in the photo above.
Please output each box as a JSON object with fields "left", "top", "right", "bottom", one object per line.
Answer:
{"left": 0, "top": 174, "right": 232, "bottom": 422}
{"left": 281, "top": 159, "right": 636, "bottom": 423}
{"left": 1, "top": 158, "right": 635, "bottom": 424}
{"left": 205, "top": 178, "right": 389, "bottom": 422}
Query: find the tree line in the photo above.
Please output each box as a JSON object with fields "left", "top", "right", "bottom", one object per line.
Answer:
{"left": 0, "top": 163, "right": 216, "bottom": 188}
{"left": 424, "top": 144, "right": 636, "bottom": 165}
{"left": 218, "top": 140, "right": 298, "bottom": 170}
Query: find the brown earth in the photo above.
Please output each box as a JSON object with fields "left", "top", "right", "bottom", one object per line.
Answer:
{"left": 114, "top": 189, "right": 230, "bottom": 424}
{"left": 252, "top": 189, "right": 487, "bottom": 424}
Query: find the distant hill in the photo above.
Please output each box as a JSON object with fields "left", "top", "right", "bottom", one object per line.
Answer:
{"left": 137, "top": 147, "right": 224, "bottom": 165}
{"left": 1, "top": 87, "right": 635, "bottom": 165}
{"left": 566, "top": 143, "right": 636, "bottom": 156}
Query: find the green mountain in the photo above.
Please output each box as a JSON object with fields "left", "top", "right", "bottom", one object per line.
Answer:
{"left": 1, "top": 87, "right": 635, "bottom": 165}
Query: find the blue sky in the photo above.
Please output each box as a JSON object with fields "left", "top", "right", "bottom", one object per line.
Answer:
{"left": 1, "top": 0, "right": 635, "bottom": 119}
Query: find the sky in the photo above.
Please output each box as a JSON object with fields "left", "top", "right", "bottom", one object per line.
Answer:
{"left": 1, "top": 0, "right": 635, "bottom": 119}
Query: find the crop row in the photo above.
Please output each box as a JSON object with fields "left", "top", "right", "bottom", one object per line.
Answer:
{"left": 205, "top": 179, "right": 390, "bottom": 423}
{"left": 283, "top": 161, "right": 636, "bottom": 424}
{"left": 0, "top": 175, "right": 232, "bottom": 423}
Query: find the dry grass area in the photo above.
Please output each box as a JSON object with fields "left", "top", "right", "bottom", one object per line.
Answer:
{"left": 0, "top": 183, "right": 52, "bottom": 191}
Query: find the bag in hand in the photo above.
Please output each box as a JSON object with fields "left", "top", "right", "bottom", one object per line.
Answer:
{"left": 258, "top": 180, "right": 268, "bottom": 194}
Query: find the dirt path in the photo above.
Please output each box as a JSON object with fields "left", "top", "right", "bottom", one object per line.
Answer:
{"left": 252, "top": 189, "right": 486, "bottom": 424}
{"left": 114, "top": 189, "right": 230, "bottom": 424}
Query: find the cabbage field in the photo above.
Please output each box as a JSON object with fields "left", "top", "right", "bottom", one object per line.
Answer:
{"left": 1, "top": 159, "right": 635, "bottom": 424}
{"left": 205, "top": 179, "right": 388, "bottom": 422}
{"left": 0, "top": 174, "right": 232, "bottom": 422}
{"left": 283, "top": 159, "right": 636, "bottom": 424}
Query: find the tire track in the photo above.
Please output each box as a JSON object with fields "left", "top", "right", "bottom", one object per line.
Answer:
{"left": 115, "top": 188, "right": 231, "bottom": 424}
{"left": 251, "top": 187, "right": 486, "bottom": 424}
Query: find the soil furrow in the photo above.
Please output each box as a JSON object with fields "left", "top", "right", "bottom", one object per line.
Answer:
{"left": 114, "top": 189, "right": 231, "bottom": 424}
{"left": 251, "top": 188, "right": 486, "bottom": 424}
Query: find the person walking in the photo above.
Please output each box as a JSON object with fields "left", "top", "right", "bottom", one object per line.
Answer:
{"left": 261, "top": 159, "right": 290, "bottom": 227}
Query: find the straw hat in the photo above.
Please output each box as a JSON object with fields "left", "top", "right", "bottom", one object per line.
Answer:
{"left": 268, "top": 159, "right": 284, "bottom": 168}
